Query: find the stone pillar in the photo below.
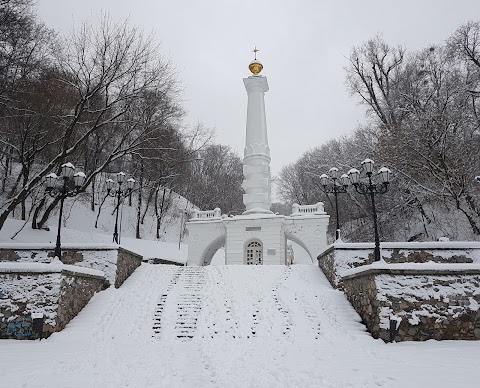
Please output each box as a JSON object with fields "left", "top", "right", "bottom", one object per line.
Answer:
{"left": 242, "top": 75, "right": 272, "bottom": 215}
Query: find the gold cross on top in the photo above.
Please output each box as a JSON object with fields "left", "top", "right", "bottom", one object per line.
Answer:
{"left": 252, "top": 46, "right": 259, "bottom": 60}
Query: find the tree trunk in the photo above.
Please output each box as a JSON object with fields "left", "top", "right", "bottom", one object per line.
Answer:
{"left": 159, "top": 187, "right": 167, "bottom": 232}
{"left": 7, "top": 169, "right": 23, "bottom": 199}
{"left": 457, "top": 196, "right": 480, "bottom": 235}
{"left": 91, "top": 175, "right": 96, "bottom": 211}
{"left": 31, "top": 197, "right": 46, "bottom": 229}
{"left": 20, "top": 169, "right": 30, "bottom": 221}
{"left": 155, "top": 186, "right": 160, "bottom": 239}
{"left": 36, "top": 197, "right": 60, "bottom": 230}
{"left": 135, "top": 159, "right": 144, "bottom": 239}
{"left": 140, "top": 186, "right": 155, "bottom": 224}
{"left": 2, "top": 149, "right": 11, "bottom": 193}
{"left": 95, "top": 193, "right": 109, "bottom": 228}
{"left": 21, "top": 199, "right": 26, "bottom": 221}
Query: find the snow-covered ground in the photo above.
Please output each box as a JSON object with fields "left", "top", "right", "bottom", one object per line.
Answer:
{"left": 1, "top": 264, "right": 479, "bottom": 387}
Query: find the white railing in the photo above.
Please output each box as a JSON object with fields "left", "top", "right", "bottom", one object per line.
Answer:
{"left": 191, "top": 207, "right": 222, "bottom": 219}
{"left": 291, "top": 202, "right": 325, "bottom": 215}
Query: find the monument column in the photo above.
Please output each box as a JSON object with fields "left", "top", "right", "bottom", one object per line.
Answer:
{"left": 242, "top": 55, "right": 272, "bottom": 214}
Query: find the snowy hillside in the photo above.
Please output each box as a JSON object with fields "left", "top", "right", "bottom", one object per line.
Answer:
{"left": 0, "top": 190, "right": 191, "bottom": 262}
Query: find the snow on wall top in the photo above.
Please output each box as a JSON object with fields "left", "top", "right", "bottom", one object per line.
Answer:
{"left": 319, "top": 241, "right": 480, "bottom": 256}
{"left": 342, "top": 261, "right": 480, "bottom": 278}
{"left": 0, "top": 261, "right": 105, "bottom": 278}
{"left": 0, "top": 243, "right": 119, "bottom": 250}
{"left": 319, "top": 242, "right": 480, "bottom": 286}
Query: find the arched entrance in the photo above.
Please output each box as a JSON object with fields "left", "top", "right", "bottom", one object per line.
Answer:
{"left": 245, "top": 240, "right": 263, "bottom": 265}
{"left": 201, "top": 235, "right": 226, "bottom": 266}
{"left": 284, "top": 232, "right": 315, "bottom": 263}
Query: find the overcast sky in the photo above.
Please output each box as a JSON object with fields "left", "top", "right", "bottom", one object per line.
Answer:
{"left": 37, "top": 0, "right": 480, "bottom": 177}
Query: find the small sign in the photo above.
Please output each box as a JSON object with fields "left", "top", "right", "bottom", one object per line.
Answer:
{"left": 267, "top": 249, "right": 276, "bottom": 255}
{"left": 246, "top": 226, "right": 261, "bottom": 231}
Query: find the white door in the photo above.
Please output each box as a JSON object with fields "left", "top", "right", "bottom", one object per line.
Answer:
{"left": 246, "top": 241, "right": 263, "bottom": 265}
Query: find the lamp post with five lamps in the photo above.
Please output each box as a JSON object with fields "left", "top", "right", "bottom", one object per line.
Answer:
{"left": 45, "top": 162, "right": 86, "bottom": 259}
{"left": 319, "top": 167, "right": 350, "bottom": 241}
{"left": 347, "top": 159, "right": 391, "bottom": 262}
{"left": 106, "top": 172, "right": 135, "bottom": 244}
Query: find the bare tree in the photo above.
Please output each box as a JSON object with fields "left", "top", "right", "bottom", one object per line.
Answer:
{"left": 184, "top": 144, "right": 243, "bottom": 214}
{"left": 0, "top": 15, "right": 182, "bottom": 230}
{"left": 346, "top": 35, "right": 406, "bottom": 131}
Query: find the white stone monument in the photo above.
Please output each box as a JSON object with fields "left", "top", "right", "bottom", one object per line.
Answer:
{"left": 186, "top": 51, "right": 329, "bottom": 266}
{"left": 242, "top": 62, "right": 272, "bottom": 214}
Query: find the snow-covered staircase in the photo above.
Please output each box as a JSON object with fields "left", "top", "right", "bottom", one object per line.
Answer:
{"left": 174, "top": 267, "right": 205, "bottom": 339}
{"left": 149, "top": 264, "right": 365, "bottom": 342}
{"left": 152, "top": 268, "right": 182, "bottom": 336}
{"left": 55, "top": 263, "right": 367, "bottom": 346}
{"left": 153, "top": 267, "right": 206, "bottom": 340}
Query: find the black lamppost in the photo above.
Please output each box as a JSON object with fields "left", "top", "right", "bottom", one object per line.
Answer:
{"left": 348, "top": 159, "right": 391, "bottom": 262}
{"left": 319, "top": 167, "right": 350, "bottom": 241}
{"left": 45, "top": 163, "right": 86, "bottom": 259}
{"left": 106, "top": 172, "right": 135, "bottom": 244}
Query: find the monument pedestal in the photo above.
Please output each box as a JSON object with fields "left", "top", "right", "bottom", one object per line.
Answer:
{"left": 186, "top": 204, "right": 329, "bottom": 266}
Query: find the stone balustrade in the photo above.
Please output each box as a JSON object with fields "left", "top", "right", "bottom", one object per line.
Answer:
{"left": 291, "top": 202, "right": 325, "bottom": 215}
{"left": 191, "top": 208, "right": 222, "bottom": 220}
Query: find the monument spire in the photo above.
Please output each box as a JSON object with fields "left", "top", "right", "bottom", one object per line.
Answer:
{"left": 242, "top": 49, "right": 272, "bottom": 214}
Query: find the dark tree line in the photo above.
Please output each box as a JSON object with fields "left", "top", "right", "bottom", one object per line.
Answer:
{"left": 0, "top": 1, "right": 245, "bottom": 237}
{"left": 183, "top": 144, "right": 244, "bottom": 216}
{"left": 279, "top": 22, "right": 480, "bottom": 242}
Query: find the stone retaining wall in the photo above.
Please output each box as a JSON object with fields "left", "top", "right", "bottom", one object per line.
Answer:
{"left": 317, "top": 243, "right": 480, "bottom": 342}
{"left": 0, "top": 268, "right": 106, "bottom": 339}
{"left": 115, "top": 248, "right": 143, "bottom": 287}
{"left": 0, "top": 246, "right": 142, "bottom": 288}
{"left": 342, "top": 268, "right": 480, "bottom": 342}
{"left": 318, "top": 243, "right": 480, "bottom": 290}
{"left": 317, "top": 246, "right": 344, "bottom": 289}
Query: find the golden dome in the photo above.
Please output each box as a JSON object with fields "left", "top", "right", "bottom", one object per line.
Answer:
{"left": 249, "top": 60, "right": 263, "bottom": 75}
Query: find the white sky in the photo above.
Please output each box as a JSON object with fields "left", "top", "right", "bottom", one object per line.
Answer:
{"left": 37, "top": 0, "right": 480, "bottom": 177}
